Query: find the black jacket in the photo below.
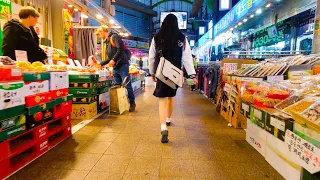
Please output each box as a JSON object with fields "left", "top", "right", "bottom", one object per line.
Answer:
{"left": 100, "top": 32, "right": 128, "bottom": 69}
{"left": 2, "top": 19, "right": 47, "bottom": 63}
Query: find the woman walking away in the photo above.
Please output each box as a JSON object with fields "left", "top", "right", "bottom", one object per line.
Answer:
{"left": 148, "top": 14, "right": 197, "bottom": 143}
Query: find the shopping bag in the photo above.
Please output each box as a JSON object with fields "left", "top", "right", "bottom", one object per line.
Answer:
{"left": 109, "top": 77, "right": 130, "bottom": 115}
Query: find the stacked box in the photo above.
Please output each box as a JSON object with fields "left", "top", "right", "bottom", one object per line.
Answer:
{"left": 69, "top": 73, "right": 98, "bottom": 119}
{"left": 26, "top": 101, "right": 55, "bottom": 129}
{"left": 96, "top": 82, "right": 111, "bottom": 113}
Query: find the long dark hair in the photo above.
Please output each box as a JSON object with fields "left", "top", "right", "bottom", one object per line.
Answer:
{"left": 155, "top": 14, "right": 182, "bottom": 50}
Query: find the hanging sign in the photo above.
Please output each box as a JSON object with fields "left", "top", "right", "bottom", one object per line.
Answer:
{"left": 214, "top": 0, "right": 266, "bottom": 36}
{"left": 285, "top": 130, "right": 320, "bottom": 174}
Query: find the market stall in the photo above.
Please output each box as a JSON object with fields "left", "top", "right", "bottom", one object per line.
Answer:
{"left": 215, "top": 55, "right": 320, "bottom": 179}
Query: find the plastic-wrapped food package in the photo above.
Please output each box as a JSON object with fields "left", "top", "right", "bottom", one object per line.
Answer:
{"left": 253, "top": 82, "right": 290, "bottom": 108}
{"left": 283, "top": 97, "right": 319, "bottom": 115}
{"left": 275, "top": 94, "right": 304, "bottom": 111}
{"left": 301, "top": 100, "right": 320, "bottom": 124}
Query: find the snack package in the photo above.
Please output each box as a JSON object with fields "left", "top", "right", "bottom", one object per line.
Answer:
{"left": 283, "top": 97, "right": 319, "bottom": 115}
{"left": 275, "top": 95, "right": 304, "bottom": 111}
{"left": 301, "top": 100, "right": 320, "bottom": 124}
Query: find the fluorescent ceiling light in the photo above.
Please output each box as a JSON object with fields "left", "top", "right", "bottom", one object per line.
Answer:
{"left": 238, "top": 22, "right": 242, "bottom": 26}
{"left": 124, "top": 33, "right": 129, "bottom": 37}
{"left": 120, "top": 32, "right": 124, "bottom": 36}
{"left": 113, "top": 26, "right": 121, "bottom": 29}
{"left": 266, "top": 3, "right": 272, "bottom": 8}
{"left": 96, "top": 14, "right": 103, "bottom": 19}
{"left": 250, "top": 14, "right": 254, "bottom": 18}
{"left": 243, "top": 19, "right": 248, "bottom": 22}
{"left": 230, "top": 28, "right": 234, "bottom": 31}
{"left": 256, "top": 9, "right": 262, "bottom": 14}
{"left": 235, "top": 25, "right": 238, "bottom": 28}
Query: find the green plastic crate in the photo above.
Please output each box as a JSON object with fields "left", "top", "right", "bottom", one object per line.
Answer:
{"left": 69, "top": 88, "right": 98, "bottom": 97}
{"left": 69, "top": 74, "right": 99, "bottom": 82}
{"left": 23, "top": 72, "right": 50, "bottom": 82}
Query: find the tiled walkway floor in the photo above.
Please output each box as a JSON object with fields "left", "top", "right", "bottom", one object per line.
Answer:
{"left": 8, "top": 78, "right": 284, "bottom": 180}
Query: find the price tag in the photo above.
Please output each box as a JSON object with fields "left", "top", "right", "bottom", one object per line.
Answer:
{"left": 223, "top": 63, "right": 238, "bottom": 74}
{"left": 270, "top": 117, "right": 285, "bottom": 132}
{"left": 15, "top": 50, "right": 28, "bottom": 62}
{"left": 285, "top": 130, "right": 320, "bottom": 174}
{"left": 67, "top": 58, "right": 76, "bottom": 67}
{"left": 254, "top": 108, "right": 262, "bottom": 120}
{"left": 267, "top": 76, "right": 284, "bottom": 82}
{"left": 74, "top": 60, "right": 83, "bottom": 68}
{"left": 242, "top": 103, "right": 249, "bottom": 112}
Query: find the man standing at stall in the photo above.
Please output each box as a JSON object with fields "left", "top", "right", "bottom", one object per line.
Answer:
{"left": 2, "top": 6, "right": 47, "bottom": 63}
{"left": 96, "top": 27, "right": 136, "bottom": 112}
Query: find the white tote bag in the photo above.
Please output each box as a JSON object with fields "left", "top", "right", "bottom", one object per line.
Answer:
{"left": 156, "top": 57, "right": 183, "bottom": 89}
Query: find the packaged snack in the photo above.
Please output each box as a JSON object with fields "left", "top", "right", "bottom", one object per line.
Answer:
{"left": 283, "top": 97, "right": 318, "bottom": 115}
{"left": 301, "top": 100, "right": 320, "bottom": 124}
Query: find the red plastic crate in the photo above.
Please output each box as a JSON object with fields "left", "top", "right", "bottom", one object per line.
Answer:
{"left": 25, "top": 91, "right": 54, "bottom": 107}
{"left": 53, "top": 100, "right": 72, "bottom": 119}
{"left": 0, "top": 115, "right": 71, "bottom": 179}
{"left": 51, "top": 88, "right": 69, "bottom": 99}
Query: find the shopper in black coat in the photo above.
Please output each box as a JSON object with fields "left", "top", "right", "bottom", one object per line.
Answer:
{"left": 2, "top": 6, "right": 47, "bottom": 63}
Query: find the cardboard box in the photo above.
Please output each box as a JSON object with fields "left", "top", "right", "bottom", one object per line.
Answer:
{"left": 247, "top": 119, "right": 267, "bottom": 142}
{"left": 0, "top": 66, "right": 22, "bottom": 82}
{"left": 98, "top": 92, "right": 110, "bottom": 112}
{"left": 51, "top": 88, "right": 69, "bottom": 99}
{"left": 132, "top": 80, "right": 141, "bottom": 92}
{"left": 240, "top": 101, "right": 251, "bottom": 119}
{"left": 246, "top": 125, "right": 267, "bottom": 157}
{"left": 69, "top": 88, "right": 98, "bottom": 97}
{"left": 24, "top": 80, "right": 49, "bottom": 96}
{"left": 54, "top": 95, "right": 73, "bottom": 119}
{"left": 265, "top": 144, "right": 301, "bottom": 180}
{"left": 72, "top": 96, "right": 97, "bottom": 104}
{"left": 23, "top": 72, "right": 50, "bottom": 82}
{"left": 0, "top": 81, "right": 25, "bottom": 110}
{"left": 250, "top": 106, "right": 268, "bottom": 129}
{"left": 26, "top": 101, "right": 55, "bottom": 129}
{"left": 235, "top": 114, "right": 247, "bottom": 129}
{"left": 69, "top": 74, "right": 98, "bottom": 82}
{"left": 71, "top": 101, "right": 97, "bottom": 120}
{"left": 265, "top": 114, "right": 294, "bottom": 141}
{"left": 25, "top": 91, "right": 54, "bottom": 107}
{"left": 0, "top": 115, "right": 26, "bottom": 142}
{"left": 50, "top": 72, "right": 69, "bottom": 90}
{"left": 0, "top": 105, "right": 24, "bottom": 121}
{"left": 294, "top": 122, "right": 320, "bottom": 148}
{"left": 69, "top": 82, "right": 97, "bottom": 88}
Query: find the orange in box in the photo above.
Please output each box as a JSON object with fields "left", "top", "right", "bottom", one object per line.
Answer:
{"left": 51, "top": 88, "right": 69, "bottom": 99}
{"left": 25, "top": 91, "right": 54, "bottom": 107}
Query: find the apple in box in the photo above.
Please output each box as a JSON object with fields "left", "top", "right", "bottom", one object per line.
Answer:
{"left": 50, "top": 72, "right": 69, "bottom": 91}
{"left": 24, "top": 80, "right": 49, "bottom": 96}
{"left": 0, "top": 81, "right": 25, "bottom": 110}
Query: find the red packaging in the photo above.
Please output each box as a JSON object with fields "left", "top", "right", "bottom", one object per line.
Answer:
{"left": 0, "top": 66, "right": 22, "bottom": 82}
{"left": 25, "top": 91, "right": 54, "bottom": 107}
{"left": 51, "top": 88, "right": 69, "bottom": 99}
{"left": 53, "top": 100, "right": 72, "bottom": 119}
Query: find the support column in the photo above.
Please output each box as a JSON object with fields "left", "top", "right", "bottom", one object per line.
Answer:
{"left": 50, "top": 0, "right": 64, "bottom": 50}
{"left": 312, "top": 0, "right": 320, "bottom": 54}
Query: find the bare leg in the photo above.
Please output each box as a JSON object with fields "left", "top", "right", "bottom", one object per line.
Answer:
{"left": 167, "top": 97, "right": 174, "bottom": 118}
{"left": 159, "top": 98, "right": 167, "bottom": 126}
{"left": 159, "top": 97, "right": 169, "bottom": 143}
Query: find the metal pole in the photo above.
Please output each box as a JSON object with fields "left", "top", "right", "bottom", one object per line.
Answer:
{"left": 312, "top": 0, "right": 320, "bottom": 54}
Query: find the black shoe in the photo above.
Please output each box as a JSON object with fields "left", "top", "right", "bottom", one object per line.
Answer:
{"left": 166, "top": 122, "right": 171, "bottom": 126}
{"left": 161, "top": 130, "right": 169, "bottom": 143}
{"left": 129, "top": 104, "right": 136, "bottom": 112}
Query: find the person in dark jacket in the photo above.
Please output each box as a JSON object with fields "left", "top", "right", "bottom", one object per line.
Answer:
{"left": 2, "top": 6, "right": 47, "bottom": 63}
{"left": 96, "top": 27, "right": 136, "bottom": 112}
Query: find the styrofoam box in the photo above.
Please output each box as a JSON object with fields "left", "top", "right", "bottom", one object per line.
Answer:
{"left": 50, "top": 72, "right": 69, "bottom": 90}
{"left": 24, "top": 80, "right": 49, "bottom": 97}
{"left": 246, "top": 128, "right": 267, "bottom": 157}
{"left": 247, "top": 119, "right": 267, "bottom": 142}
{"left": 265, "top": 145, "right": 301, "bottom": 180}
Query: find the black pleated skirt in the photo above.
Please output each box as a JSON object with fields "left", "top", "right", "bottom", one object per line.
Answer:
{"left": 153, "top": 80, "right": 177, "bottom": 98}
